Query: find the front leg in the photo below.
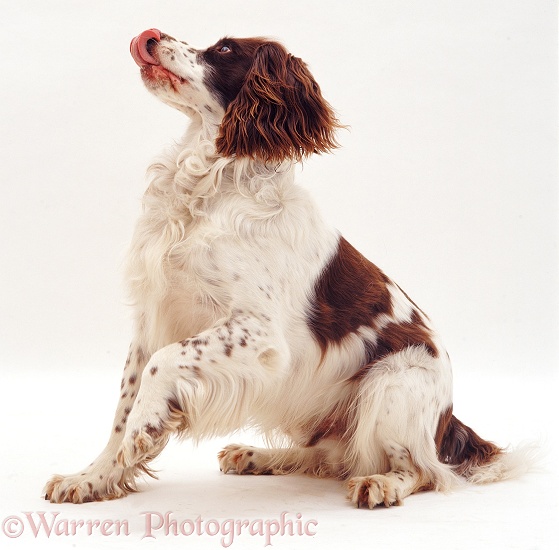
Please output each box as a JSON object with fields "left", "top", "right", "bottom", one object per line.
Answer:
{"left": 117, "top": 312, "right": 287, "bottom": 470}
{"left": 44, "top": 344, "right": 150, "bottom": 503}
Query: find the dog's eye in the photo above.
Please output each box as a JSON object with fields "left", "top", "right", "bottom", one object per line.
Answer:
{"left": 218, "top": 45, "right": 231, "bottom": 53}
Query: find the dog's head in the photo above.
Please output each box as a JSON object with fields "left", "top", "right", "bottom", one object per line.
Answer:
{"left": 131, "top": 29, "right": 341, "bottom": 163}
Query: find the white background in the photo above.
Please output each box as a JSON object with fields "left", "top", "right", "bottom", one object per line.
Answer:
{"left": 0, "top": 1, "right": 557, "bottom": 548}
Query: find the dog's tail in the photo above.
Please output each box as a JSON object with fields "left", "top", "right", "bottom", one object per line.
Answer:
{"left": 437, "top": 412, "right": 537, "bottom": 483}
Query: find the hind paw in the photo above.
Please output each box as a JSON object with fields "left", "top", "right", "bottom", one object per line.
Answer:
{"left": 347, "top": 475, "right": 403, "bottom": 509}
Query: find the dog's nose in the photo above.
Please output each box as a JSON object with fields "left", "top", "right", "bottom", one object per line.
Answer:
{"left": 130, "top": 29, "right": 161, "bottom": 67}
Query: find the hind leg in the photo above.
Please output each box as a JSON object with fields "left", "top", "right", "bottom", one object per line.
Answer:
{"left": 346, "top": 347, "right": 456, "bottom": 508}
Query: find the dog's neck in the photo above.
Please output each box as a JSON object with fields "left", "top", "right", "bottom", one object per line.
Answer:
{"left": 143, "top": 119, "right": 297, "bottom": 221}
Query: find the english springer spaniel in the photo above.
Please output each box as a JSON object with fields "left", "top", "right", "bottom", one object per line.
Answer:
{"left": 44, "top": 29, "right": 530, "bottom": 507}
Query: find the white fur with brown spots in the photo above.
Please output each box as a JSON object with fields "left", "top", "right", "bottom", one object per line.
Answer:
{"left": 44, "top": 29, "right": 534, "bottom": 507}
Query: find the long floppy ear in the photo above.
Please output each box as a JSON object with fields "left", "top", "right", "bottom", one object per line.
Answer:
{"left": 216, "top": 42, "right": 342, "bottom": 163}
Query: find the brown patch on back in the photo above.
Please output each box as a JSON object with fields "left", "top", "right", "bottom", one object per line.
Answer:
{"left": 374, "top": 310, "right": 438, "bottom": 359}
{"left": 436, "top": 407, "right": 502, "bottom": 477}
{"left": 309, "top": 237, "right": 438, "bottom": 376}
{"left": 307, "top": 237, "right": 392, "bottom": 349}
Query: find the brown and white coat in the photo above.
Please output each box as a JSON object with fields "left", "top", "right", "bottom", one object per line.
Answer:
{"left": 44, "top": 29, "right": 528, "bottom": 507}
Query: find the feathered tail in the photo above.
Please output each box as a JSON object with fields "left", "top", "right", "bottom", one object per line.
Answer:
{"left": 437, "top": 413, "right": 537, "bottom": 483}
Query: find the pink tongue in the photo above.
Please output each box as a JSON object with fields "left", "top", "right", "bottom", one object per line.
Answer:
{"left": 130, "top": 28, "right": 161, "bottom": 66}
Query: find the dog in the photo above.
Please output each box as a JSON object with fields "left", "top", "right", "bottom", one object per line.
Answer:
{"left": 44, "top": 29, "right": 529, "bottom": 507}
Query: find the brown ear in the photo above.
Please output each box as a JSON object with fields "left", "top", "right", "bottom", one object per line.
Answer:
{"left": 216, "top": 42, "right": 342, "bottom": 163}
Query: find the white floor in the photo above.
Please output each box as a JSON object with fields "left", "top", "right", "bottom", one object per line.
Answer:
{"left": 0, "top": 368, "right": 556, "bottom": 550}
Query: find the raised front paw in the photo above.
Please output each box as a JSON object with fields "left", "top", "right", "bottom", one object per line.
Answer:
{"left": 116, "top": 424, "right": 168, "bottom": 468}
{"left": 347, "top": 475, "right": 403, "bottom": 509}
{"left": 218, "top": 444, "right": 274, "bottom": 475}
